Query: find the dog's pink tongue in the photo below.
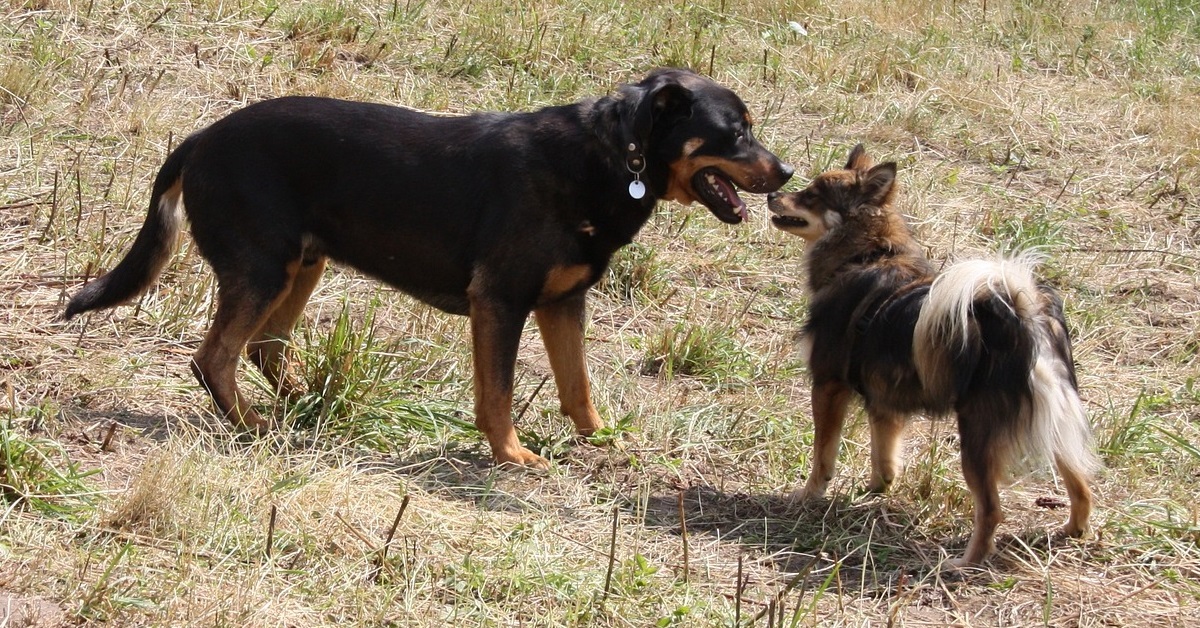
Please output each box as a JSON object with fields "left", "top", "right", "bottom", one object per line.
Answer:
{"left": 713, "top": 175, "right": 747, "bottom": 219}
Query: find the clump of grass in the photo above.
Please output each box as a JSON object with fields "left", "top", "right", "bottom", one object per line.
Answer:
{"left": 279, "top": 294, "right": 475, "bottom": 451}
{"left": 598, "top": 242, "right": 670, "bottom": 303}
{"left": 0, "top": 58, "right": 47, "bottom": 106}
{"left": 0, "top": 408, "right": 96, "bottom": 518}
{"left": 284, "top": 4, "right": 361, "bottom": 44}
{"left": 640, "top": 320, "right": 760, "bottom": 387}
{"left": 982, "top": 201, "right": 1072, "bottom": 252}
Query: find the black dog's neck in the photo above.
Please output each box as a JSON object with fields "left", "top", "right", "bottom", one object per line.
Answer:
{"left": 584, "top": 96, "right": 663, "bottom": 207}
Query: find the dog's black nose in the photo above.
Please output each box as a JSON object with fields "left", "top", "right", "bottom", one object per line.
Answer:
{"left": 768, "top": 191, "right": 782, "bottom": 201}
{"left": 779, "top": 163, "right": 795, "bottom": 181}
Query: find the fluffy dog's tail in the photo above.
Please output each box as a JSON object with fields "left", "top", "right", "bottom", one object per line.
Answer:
{"left": 913, "top": 254, "right": 1100, "bottom": 477}
{"left": 65, "top": 135, "right": 198, "bottom": 320}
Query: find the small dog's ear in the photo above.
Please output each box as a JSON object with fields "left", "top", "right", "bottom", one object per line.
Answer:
{"left": 862, "top": 162, "right": 898, "bottom": 206}
{"left": 845, "top": 143, "right": 874, "bottom": 171}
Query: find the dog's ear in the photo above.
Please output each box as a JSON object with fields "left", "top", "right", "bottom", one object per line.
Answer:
{"left": 845, "top": 143, "right": 873, "bottom": 171}
{"left": 629, "top": 71, "right": 694, "bottom": 146}
{"left": 861, "top": 162, "right": 898, "bottom": 206}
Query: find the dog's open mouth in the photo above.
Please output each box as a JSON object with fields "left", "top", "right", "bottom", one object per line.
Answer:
{"left": 693, "top": 167, "right": 747, "bottom": 224}
{"left": 770, "top": 215, "right": 809, "bottom": 229}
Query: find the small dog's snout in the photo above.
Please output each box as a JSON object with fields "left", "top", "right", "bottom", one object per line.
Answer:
{"left": 768, "top": 191, "right": 783, "bottom": 202}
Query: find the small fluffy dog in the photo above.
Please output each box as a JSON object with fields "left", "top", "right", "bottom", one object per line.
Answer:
{"left": 767, "top": 145, "right": 1098, "bottom": 568}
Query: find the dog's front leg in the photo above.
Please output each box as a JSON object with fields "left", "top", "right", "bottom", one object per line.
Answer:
{"left": 866, "top": 409, "right": 907, "bottom": 493}
{"left": 469, "top": 299, "right": 550, "bottom": 469}
{"left": 534, "top": 294, "right": 603, "bottom": 438}
{"left": 792, "top": 380, "right": 852, "bottom": 502}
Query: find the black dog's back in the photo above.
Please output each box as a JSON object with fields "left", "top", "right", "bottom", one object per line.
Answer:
{"left": 181, "top": 97, "right": 615, "bottom": 313}
{"left": 852, "top": 281, "right": 935, "bottom": 413}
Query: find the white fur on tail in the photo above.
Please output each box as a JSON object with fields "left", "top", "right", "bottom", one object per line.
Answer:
{"left": 915, "top": 255, "right": 1043, "bottom": 353}
{"left": 1028, "top": 332, "right": 1101, "bottom": 476}
{"left": 159, "top": 182, "right": 185, "bottom": 232}
{"left": 913, "top": 254, "right": 1100, "bottom": 475}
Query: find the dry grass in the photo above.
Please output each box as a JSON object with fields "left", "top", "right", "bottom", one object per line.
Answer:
{"left": 2, "top": 0, "right": 1199, "bottom": 625}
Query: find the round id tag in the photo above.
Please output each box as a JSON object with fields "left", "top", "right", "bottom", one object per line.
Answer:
{"left": 628, "top": 179, "right": 646, "bottom": 199}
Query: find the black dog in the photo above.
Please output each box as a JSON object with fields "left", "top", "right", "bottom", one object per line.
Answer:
{"left": 66, "top": 69, "right": 793, "bottom": 467}
{"left": 767, "top": 145, "right": 1096, "bottom": 567}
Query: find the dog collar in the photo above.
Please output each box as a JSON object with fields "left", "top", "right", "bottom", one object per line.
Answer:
{"left": 626, "top": 142, "right": 646, "bottom": 199}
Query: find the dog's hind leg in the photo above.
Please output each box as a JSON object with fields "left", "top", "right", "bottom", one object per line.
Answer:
{"left": 866, "top": 410, "right": 907, "bottom": 494}
{"left": 535, "top": 295, "right": 603, "bottom": 437}
{"left": 793, "top": 380, "right": 852, "bottom": 501}
{"left": 949, "top": 435, "right": 1005, "bottom": 569}
{"left": 246, "top": 257, "right": 327, "bottom": 398}
{"left": 192, "top": 260, "right": 300, "bottom": 433}
{"left": 1056, "top": 454, "right": 1093, "bottom": 538}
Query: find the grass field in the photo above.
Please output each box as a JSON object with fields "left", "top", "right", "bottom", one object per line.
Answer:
{"left": 2, "top": 0, "right": 1199, "bottom": 625}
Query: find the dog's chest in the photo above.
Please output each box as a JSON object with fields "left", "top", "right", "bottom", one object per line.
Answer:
{"left": 538, "top": 263, "right": 598, "bottom": 304}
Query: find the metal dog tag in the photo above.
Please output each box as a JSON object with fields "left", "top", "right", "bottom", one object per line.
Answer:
{"left": 628, "top": 179, "right": 646, "bottom": 199}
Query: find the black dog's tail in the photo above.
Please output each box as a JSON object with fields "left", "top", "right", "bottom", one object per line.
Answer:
{"left": 65, "top": 135, "right": 198, "bottom": 319}
{"left": 912, "top": 255, "right": 1100, "bottom": 477}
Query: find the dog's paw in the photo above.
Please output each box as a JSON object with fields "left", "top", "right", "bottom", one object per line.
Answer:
{"left": 495, "top": 447, "right": 551, "bottom": 470}
{"left": 941, "top": 557, "right": 974, "bottom": 573}
{"left": 863, "top": 479, "right": 892, "bottom": 495}
{"left": 1058, "top": 521, "right": 1090, "bottom": 539}
{"left": 942, "top": 546, "right": 993, "bottom": 573}
{"left": 235, "top": 409, "right": 276, "bottom": 435}
{"left": 787, "top": 484, "right": 827, "bottom": 504}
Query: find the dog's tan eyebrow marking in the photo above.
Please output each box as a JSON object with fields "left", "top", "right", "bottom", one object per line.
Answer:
{"left": 682, "top": 138, "right": 704, "bottom": 156}
{"left": 743, "top": 111, "right": 754, "bottom": 126}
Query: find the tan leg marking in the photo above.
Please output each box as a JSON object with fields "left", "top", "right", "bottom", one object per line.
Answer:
{"left": 867, "top": 410, "right": 907, "bottom": 493}
{"left": 535, "top": 296, "right": 602, "bottom": 436}
{"left": 539, "top": 264, "right": 593, "bottom": 303}
{"left": 246, "top": 257, "right": 326, "bottom": 398}
{"left": 1056, "top": 454, "right": 1093, "bottom": 538}
{"left": 192, "top": 261, "right": 301, "bottom": 432}
{"left": 470, "top": 299, "right": 547, "bottom": 468}
{"left": 792, "top": 381, "right": 852, "bottom": 501}
{"left": 948, "top": 449, "right": 1004, "bottom": 570}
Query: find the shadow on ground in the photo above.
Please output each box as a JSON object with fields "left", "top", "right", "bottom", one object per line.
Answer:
{"left": 55, "top": 404, "right": 1084, "bottom": 606}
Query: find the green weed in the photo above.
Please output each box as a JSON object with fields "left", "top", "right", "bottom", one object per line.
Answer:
{"left": 0, "top": 409, "right": 96, "bottom": 518}
{"left": 281, "top": 294, "right": 475, "bottom": 451}
{"left": 598, "top": 242, "right": 670, "bottom": 303}
{"left": 640, "top": 320, "right": 760, "bottom": 387}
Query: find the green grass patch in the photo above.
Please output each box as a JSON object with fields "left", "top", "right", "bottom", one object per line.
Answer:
{"left": 0, "top": 408, "right": 97, "bottom": 518}
{"left": 640, "top": 320, "right": 762, "bottom": 387}
{"left": 277, "top": 294, "right": 476, "bottom": 451}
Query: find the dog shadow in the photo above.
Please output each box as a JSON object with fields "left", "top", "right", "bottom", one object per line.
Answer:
{"left": 53, "top": 407, "right": 205, "bottom": 449}
{"left": 322, "top": 441, "right": 964, "bottom": 595}
{"left": 641, "top": 482, "right": 945, "bottom": 579}
{"left": 59, "top": 409, "right": 1069, "bottom": 592}
{"left": 633, "top": 475, "right": 1091, "bottom": 593}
